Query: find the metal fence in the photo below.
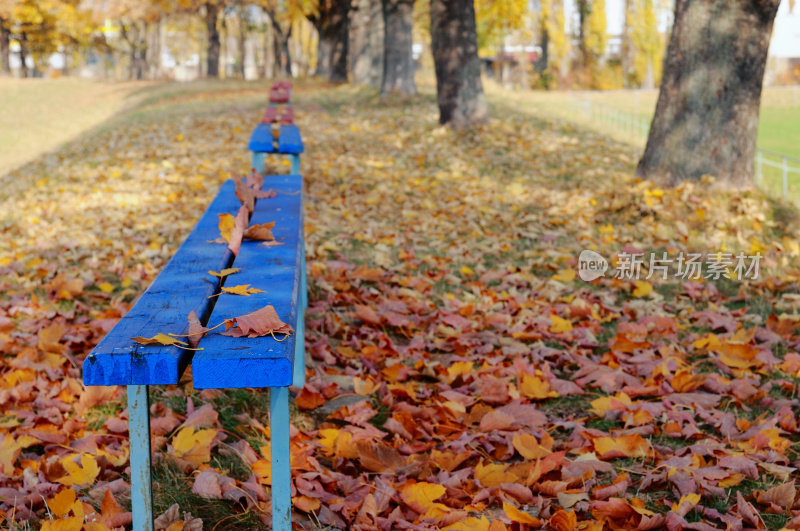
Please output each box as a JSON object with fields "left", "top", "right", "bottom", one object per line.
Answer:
{"left": 572, "top": 98, "right": 800, "bottom": 200}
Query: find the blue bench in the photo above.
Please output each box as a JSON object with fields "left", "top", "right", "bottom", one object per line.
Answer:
{"left": 248, "top": 123, "right": 304, "bottom": 175}
{"left": 83, "top": 175, "right": 306, "bottom": 531}
{"left": 250, "top": 82, "right": 303, "bottom": 175}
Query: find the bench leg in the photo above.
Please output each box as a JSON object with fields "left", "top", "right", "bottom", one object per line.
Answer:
{"left": 302, "top": 242, "right": 308, "bottom": 311}
{"left": 128, "top": 385, "right": 154, "bottom": 531}
{"left": 290, "top": 154, "right": 300, "bottom": 175}
{"left": 292, "top": 309, "right": 305, "bottom": 388}
{"left": 252, "top": 152, "right": 265, "bottom": 175}
{"left": 270, "top": 387, "right": 292, "bottom": 531}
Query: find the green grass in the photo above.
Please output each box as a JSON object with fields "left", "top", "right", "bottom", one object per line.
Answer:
{"left": 486, "top": 82, "right": 800, "bottom": 159}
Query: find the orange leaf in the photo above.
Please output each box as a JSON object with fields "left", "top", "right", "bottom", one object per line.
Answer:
{"left": 503, "top": 502, "right": 540, "bottom": 525}
{"left": 592, "top": 434, "right": 651, "bottom": 459}
{"left": 550, "top": 509, "right": 577, "bottom": 531}
{"left": 221, "top": 304, "right": 293, "bottom": 338}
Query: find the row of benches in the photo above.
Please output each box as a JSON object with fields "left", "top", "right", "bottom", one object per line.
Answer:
{"left": 83, "top": 81, "right": 306, "bottom": 531}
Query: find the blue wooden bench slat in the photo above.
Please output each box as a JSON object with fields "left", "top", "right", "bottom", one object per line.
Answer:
{"left": 83, "top": 181, "right": 242, "bottom": 386}
{"left": 248, "top": 124, "right": 304, "bottom": 154}
{"left": 192, "top": 175, "right": 303, "bottom": 389}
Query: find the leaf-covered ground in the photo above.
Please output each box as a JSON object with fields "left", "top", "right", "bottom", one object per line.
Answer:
{"left": 3, "top": 81, "right": 800, "bottom": 530}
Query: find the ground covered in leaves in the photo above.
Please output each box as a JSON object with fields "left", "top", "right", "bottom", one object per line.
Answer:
{"left": 3, "top": 81, "right": 800, "bottom": 530}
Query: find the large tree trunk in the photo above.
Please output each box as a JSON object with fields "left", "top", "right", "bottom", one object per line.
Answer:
{"left": 636, "top": 0, "right": 780, "bottom": 187}
{"left": 380, "top": 0, "right": 416, "bottom": 95}
{"left": 0, "top": 18, "right": 10, "bottom": 75}
{"left": 205, "top": 2, "right": 222, "bottom": 78}
{"left": 350, "top": 0, "right": 383, "bottom": 86}
{"left": 430, "top": 0, "right": 487, "bottom": 127}
{"left": 311, "top": 0, "right": 350, "bottom": 83}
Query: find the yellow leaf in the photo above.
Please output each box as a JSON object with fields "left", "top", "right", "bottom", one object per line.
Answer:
{"left": 252, "top": 458, "right": 271, "bottom": 485}
{"left": 593, "top": 434, "right": 651, "bottom": 460}
{"left": 48, "top": 488, "right": 77, "bottom": 518}
{"left": 503, "top": 502, "right": 541, "bottom": 524}
{"left": 553, "top": 269, "right": 575, "bottom": 282}
{"left": 671, "top": 492, "right": 701, "bottom": 513}
{"left": 208, "top": 268, "right": 240, "bottom": 278}
{"left": 218, "top": 213, "right": 234, "bottom": 243}
{"left": 460, "top": 266, "right": 475, "bottom": 275}
{"left": 693, "top": 333, "right": 722, "bottom": 352}
{"left": 40, "top": 517, "right": 83, "bottom": 531}
{"left": 632, "top": 280, "right": 652, "bottom": 297}
{"left": 220, "top": 284, "right": 265, "bottom": 296}
{"left": 549, "top": 315, "right": 573, "bottom": 334}
{"left": 170, "top": 427, "right": 217, "bottom": 468}
{"left": 97, "top": 282, "right": 114, "bottom": 293}
{"left": 442, "top": 516, "right": 491, "bottom": 531}
{"left": 131, "top": 333, "right": 200, "bottom": 350}
{"left": 402, "top": 481, "right": 446, "bottom": 510}
{"left": 520, "top": 373, "right": 558, "bottom": 400}
{"left": 57, "top": 454, "right": 100, "bottom": 487}
{"left": 512, "top": 433, "right": 551, "bottom": 460}
{"left": 447, "top": 361, "right": 474, "bottom": 383}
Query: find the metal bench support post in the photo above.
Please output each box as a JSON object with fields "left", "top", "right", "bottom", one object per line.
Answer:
{"left": 128, "top": 384, "right": 154, "bottom": 531}
{"left": 270, "top": 386, "right": 292, "bottom": 531}
{"left": 290, "top": 154, "right": 300, "bottom": 175}
{"left": 252, "top": 152, "right": 266, "bottom": 175}
{"left": 293, "top": 314, "right": 305, "bottom": 387}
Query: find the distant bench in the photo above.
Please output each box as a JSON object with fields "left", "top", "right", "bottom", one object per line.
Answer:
{"left": 84, "top": 174, "right": 306, "bottom": 531}
{"left": 250, "top": 82, "right": 303, "bottom": 175}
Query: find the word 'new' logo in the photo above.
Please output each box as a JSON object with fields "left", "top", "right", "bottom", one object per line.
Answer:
{"left": 578, "top": 250, "right": 608, "bottom": 281}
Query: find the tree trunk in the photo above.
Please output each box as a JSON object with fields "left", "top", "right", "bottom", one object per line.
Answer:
{"left": 636, "top": 0, "right": 780, "bottom": 187}
{"left": 430, "top": 0, "right": 487, "bottom": 127}
{"left": 312, "top": 0, "right": 350, "bottom": 83}
{"left": 577, "top": 0, "right": 589, "bottom": 68}
{"left": 272, "top": 30, "right": 282, "bottom": 77}
{"left": 19, "top": 32, "right": 30, "bottom": 78}
{"left": 350, "top": 0, "right": 368, "bottom": 84}
{"left": 0, "top": 19, "right": 10, "bottom": 75}
{"left": 237, "top": 5, "right": 247, "bottom": 78}
{"left": 535, "top": 24, "right": 548, "bottom": 74}
{"left": 621, "top": 0, "right": 632, "bottom": 86}
{"left": 205, "top": 2, "right": 222, "bottom": 78}
{"left": 315, "top": 36, "right": 332, "bottom": 78}
{"left": 380, "top": 0, "right": 416, "bottom": 95}
{"left": 281, "top": 31, "right": 292, "bottom": 76}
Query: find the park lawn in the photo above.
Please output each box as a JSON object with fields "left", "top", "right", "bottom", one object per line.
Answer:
{"left": 3, "top": 80, "right": 800, "bottom": 530}
{"left": 0, "top": 78, "right": 148, "bottom": 176}
{"left": 504, "top": 85, "right": 800, "bottom": 159}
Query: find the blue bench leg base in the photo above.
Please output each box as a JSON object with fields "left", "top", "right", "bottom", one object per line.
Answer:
{"left": 252, "top": 152, "right": 265, "bottom": 175}
{"left": 270, "top": 387, "right": 292, "bottom": 531}
{"left": 128, "top": 385, "right": 154, "bottom": 531}
{"left": 290, "top": 155, "right": 300, "bottom": 175}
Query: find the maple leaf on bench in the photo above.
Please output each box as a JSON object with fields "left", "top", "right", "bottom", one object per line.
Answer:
{"left": 221, "top": 304, "right": 293, "bottom": 338}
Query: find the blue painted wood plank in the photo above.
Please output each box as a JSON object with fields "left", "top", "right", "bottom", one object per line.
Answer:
{"left": 248, "top": 124, "right": 304, "bottom": 154}
{"left": 192, "top": 175, "right": 303, "bottom": 389}
{"left": 83, "top": 181, "right": 242, "bottom": 386}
